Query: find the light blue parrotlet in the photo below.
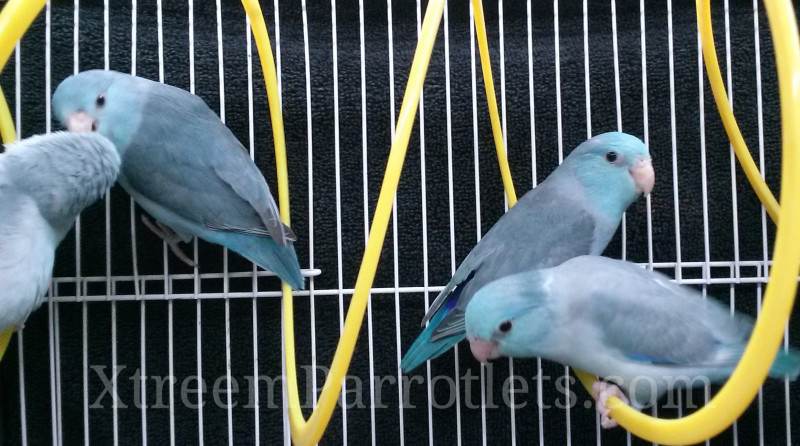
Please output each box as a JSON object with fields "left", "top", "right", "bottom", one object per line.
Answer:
{"left": 52, "top": 70, "right": 304, "bottom": 289}
{"left": 0, "top": 131, "right": 120, "bottom": 361}
{"left": 400, "top": 132, "right": 654, "bottom": 372}
{"left": 465, "top": 255, "right": 800, "bottom": 428}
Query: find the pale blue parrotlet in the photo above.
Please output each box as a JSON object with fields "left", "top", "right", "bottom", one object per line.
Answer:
{"left": 465, "top": 255, "right": 800, "bottom": 427}
{"left": 53, "top": 70, "right": 304, "bottom": 289}
{"left": 401, "top": 132, "right": 654, "bottom": 372}
{"left": 0, "top": 132, "right": 120, "bottom": 358}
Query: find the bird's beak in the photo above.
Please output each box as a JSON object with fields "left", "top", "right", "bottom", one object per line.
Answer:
{"left": 629, "top": 158, "right": 655, "bottom": 196}
{"left": 468, "top": 336, "right": 500, "bottom": 363}
{"left": 65, "top": 111, "right": 96, "bottom": 133}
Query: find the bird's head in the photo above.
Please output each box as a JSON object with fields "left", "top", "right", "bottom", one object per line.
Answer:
{"left": 563, "top": 132, "right": 654, "bottom": 219}
{"left": 465, "top": 272, "right": 551, "bottom": 364}
{"left": 53, "top": 70, "right": 136, "bottom": 152}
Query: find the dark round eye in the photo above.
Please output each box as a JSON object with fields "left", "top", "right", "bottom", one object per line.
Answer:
{"left": 96, "top": 94, "right": 106, "bottom": 108}
{"left": 498, "top": 320, "right": 513, "bottom": 333}
{"left": 605, "top": 151, "right": 618, "bottom": 163}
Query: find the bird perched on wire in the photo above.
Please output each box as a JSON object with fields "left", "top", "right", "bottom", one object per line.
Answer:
{"left": 0, "top": 131, "right": 120, "bottom": 363}
{"left": 465, "top": 255, "right": 800, "bottom": 428}
{"left": 52, "top": 70, "right": 304, "bottom": 289}
{"left": 400, "top": 132, "right": 654, "bottom": 373}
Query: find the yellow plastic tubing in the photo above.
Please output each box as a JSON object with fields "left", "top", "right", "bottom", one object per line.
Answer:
{"left": 573, "top": 0, "right": 800, "bottom": 443}
{"left": 0, "top": 0, "right": 47, "bottom": 364}
{"left": 697, "top": 0, "right": 780, "bottom": 222}
{"left": 471, "top": 0, "right": 517, "bottom": 204}
{"left": 243, "top": 0, "right": 446, "bottom": 443}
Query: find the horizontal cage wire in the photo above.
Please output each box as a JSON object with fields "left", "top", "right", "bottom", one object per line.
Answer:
{"left": 0, "top": 0, "right": 796, "bottom": 445}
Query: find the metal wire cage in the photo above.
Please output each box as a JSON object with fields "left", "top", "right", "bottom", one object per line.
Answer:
{"left": 0, "top": 0, "right": 798, "bottom": 444}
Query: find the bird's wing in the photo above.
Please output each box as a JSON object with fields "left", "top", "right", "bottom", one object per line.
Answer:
{"left": 424, "top": 184, "right": 599, "bottom": 337}
{"left": 118, "top": 80, "right": 295, "bottom": 245}
{"left": 574, "top": 261, "right": 752, "bottom": 367}
{"left": 0, "top": 163, "right": 54, "bottom": 328}
{"left": 210, "top": 161, "right": 296, "bottom": 245}
{"left": 420, "top": 246, "right": 493, "bottom": 327}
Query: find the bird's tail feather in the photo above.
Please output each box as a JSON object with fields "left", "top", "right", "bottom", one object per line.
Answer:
{"left": 220, "top": 231, "right": 305, "bottom": 290}
{"left": 769, "top": 349, "right": 800, "bottom": 380}
{"left": 400, "top": 308, "right": 464, "bottom": 373}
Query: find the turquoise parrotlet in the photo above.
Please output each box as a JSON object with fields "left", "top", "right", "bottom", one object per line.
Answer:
{"left": 52, "top": 70, "right": 304, "bottom": 289}
{"left": 0, "top": 132, "right": 120, "bottom": 345}
{"left": 401, "top": 132, "right": 654, "bottom": 372}
{"left": 465, "top": 255, "right": 800, "bottom": 428}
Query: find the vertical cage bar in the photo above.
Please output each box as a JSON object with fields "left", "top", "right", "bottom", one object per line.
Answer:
{"left": 411, "top": 0, "right": 435, "bottom": 443}
{"left": 356, "top": 0, "right": 378, "bottom": 443}
{"left": 639, "top": 0, "right": 657, "bottom": 431}
{"left": 752, "top": 2, "right": 771, "bottom": 444}
{"left": 244, "top": 11, "right": 260, "bottom": 446}
{"left": 151, "top": 2, "right": 177, "bottom": 444}
{"left": 552, "top": 1, "right": 571, "bottom": 443}
{"left": 44, "top": 2, "right": 64, "bottom": 444}
{"left": 68, "top": 1, "right": 88, "bottom": 443}
{"left": 721, "top": 0, "right": 741, "bottom": 441}
{"left": 608, "top": 2, "right": 632, "bottom": 444}
{"left": 581, "top": 0, "right": 591, "bottom": 138}
{"left": 468, "top": 4, "right": 489, "bottom": 444}
{"left": 385, "top": 0, "right": 406, "bottom": 443}
{"left": 695, "top": 7, "right": 713, "bottom": 445}
{"left": 666, "top": 2, "right": 684, "bottom": 426}
{"left": 211, "top": 1, "right": 232, "bottom": 444}
{"left": 185, "top": 0, "right": 203, "bottom": 443}
{"left": 441, "top": 2, "right": 464, "bottom": 444}
{"left": 666, "top": 0, "right": 683, "bottom": 284}
{"left": 524, "top": 4, "right": 545, "bottom": 444}
{"left": 329, "top": 0, "right": 349, "bottom": 441}
{"left": 129, "top": 1, "right": 147, "bottom": 443}
{"left": 275, "top": 0, "right": 291, "bottom": 442}
{"left": 467, "top": 4, "right": 487, "bottom": 445}
{"left": 14, "top": 38, "right": 28, "bottom": 446}
{"left": 299, "top": 0, "right": 318, "bottom": 414}
{"left": 496, "top": 2, "right": 518, "bottom": 440}
{"left": 580, "top": 0, "right": 604, "bottom": 442}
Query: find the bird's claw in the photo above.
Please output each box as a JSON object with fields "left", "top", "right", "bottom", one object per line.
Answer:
{"left": 141, "top": 214, "right": 197, "bottom": 268}
{"left": 165, "top": 241, "right": 198, "bottom": 269}
{"left": 591, "top": 381, "right": 629, "bottom": 429}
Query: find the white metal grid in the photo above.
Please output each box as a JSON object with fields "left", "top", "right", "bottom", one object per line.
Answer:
{"left": 2, "top": 0, "right": 795, "bottom": 445}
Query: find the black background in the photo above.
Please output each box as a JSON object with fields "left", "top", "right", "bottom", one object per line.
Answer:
{"left": 1, "top": 0, "right": 798, "bottom": 444}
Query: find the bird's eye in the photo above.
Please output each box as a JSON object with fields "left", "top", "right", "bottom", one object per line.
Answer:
{"left": 605, "top": 151, "right": 618, "bottom": 163}
{"left": 498, "top": 320, "right": 513, "bottom": 333}
{"left": 96, "top": 94, "right": 106, "bottom": 108}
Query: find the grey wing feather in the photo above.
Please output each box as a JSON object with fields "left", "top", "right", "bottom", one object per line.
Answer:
{"left": 119, "top": 79, "right": 295, "bottom": 244}
{"left": 431, "top": 311, "right": 466, "bottom": 340}
{"left": 575, "top": 259, "right": 752, "bottom": 366}
{"left": 211, "top": 163, "right": 297, "bottom": 245}
{"left": 420, "top": 246, "right": 496, "bottom": 327}
{"left": 423, "top": 179, "right": 600, "bottom": 331}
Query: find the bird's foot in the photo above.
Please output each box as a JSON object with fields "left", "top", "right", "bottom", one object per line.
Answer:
{"left": 591, "top": 380, "right": 629, "bottom": 429}
{"left": 141, "top": 215, "right": 197, "bottom": 268}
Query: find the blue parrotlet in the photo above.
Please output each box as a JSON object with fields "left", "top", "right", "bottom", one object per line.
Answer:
{"left": 401, "top": 132, "right": 654, "bottom": 372}
{"left": 0, "top": 131, "right": 120, "bottom": 361}
{"left": 465, "top": 255, "right": 800, "bottom": 428}
{"left": 52, "top": 70, "right": 304, "bottom": 289}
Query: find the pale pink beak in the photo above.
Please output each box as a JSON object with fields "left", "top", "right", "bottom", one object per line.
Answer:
{"left": 66, "top": 111, "right": 96, "bottom": 133}
{"left": 468, "top": 336, "right": 500, "bottom": 363}
{"left": 630, "top": 158, "right": 655, "bottom": 195}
